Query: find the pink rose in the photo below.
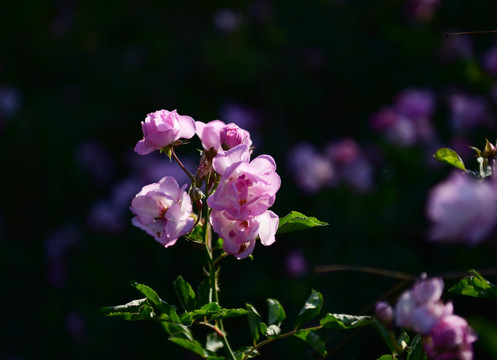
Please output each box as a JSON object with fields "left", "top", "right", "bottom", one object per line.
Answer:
{"left": 134, "top": 109, "right": 196, "bottom": 155}
{"left": 207, "top": 149, "right": 281, "bottom": 219}
{"left": 196, "top": 120, "right": 252, "bottom": 151}
{"left": 210, "top": 209, "right": 279, "bottom": 259}
{"left": 427, "top": 172, "right": 497, "bottom": 245}
{"left": 424, "top": 315, "right": 477, "bottom": 360}
{"left": 130, "top": 176, "right": 194, "bottom": 247}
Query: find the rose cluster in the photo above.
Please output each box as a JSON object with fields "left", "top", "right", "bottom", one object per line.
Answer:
{"left": 375, "top": 277, "right": 477, "bottom": 360}
{"left": 129, "top": 109, "right": 280, "bottom": 259}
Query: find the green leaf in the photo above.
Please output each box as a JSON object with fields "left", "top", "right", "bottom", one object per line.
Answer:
{"left": 448, "top": 270, "right": 497, "bottom": 300}
{"left": 246, "top": 303, "right": 262, "bottom": 343}
{"left": 277, "top": 211, "right": 328, "bottom": 235}
{"left": 161, "top": 322, "right": 194, "bottom": 341}
{"left": 372, "top": 319, "right": 398, "bottom": 354}
{"left": 234, "top": 346, "right": 260, "bottom": 359}
{"left": 169, "top": 337, "right": 207, "bottom": 357}
{"left": 259, "top": 322, "right": 268, "bottom": 336}
{"left": 197, "top": 280, "right": 212, "bottom": 307}
{"left": 186, "top": 224, "right": 206, "bottom": 243}
{"left": 320, "top": 313, "right": 373, "bottom": 329}
{"left": 407, "top": 335, "right": 426, "bottom": 360}
{"left": 267, "top": 298, "right": 286, "bottom": 327}
{"left": 433, "top": 148, "right": 466, "bottom": 171}
{"left": 188, "top": 302, "right": 248, "bottom": 321}
{"left": 294, "top": 289, "right": 323, "bottom": 329}
{"left": 100, "top": 298, "right": 155, "bottom": 321}
{"left": 211, "top": 308, "right": 248, "bottom": 320}
{"left": 377, "top": 355, "right": 395, "bottom": 360}
{"left": 174, "top": 276, "right": 197, "bottom": 311}
{"left": 130, "top": 282, "right": 181, "bottom": 322}
{"left": 294, "top": 329, "right": 327, "bottom": 357}
{"left": 206, "top": 332, "right": 224, "bottom": 353}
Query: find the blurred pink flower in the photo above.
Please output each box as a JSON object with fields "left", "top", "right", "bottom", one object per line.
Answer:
{"left": 449, "top": 94, "right": 488, "bottom": 132}
{"left": 130, "top": 176, "right": 194, "bottom": 247}
{"left": 423, "top": 315, "right": 477, "bottom": 360}
{"left": 287, "top": 142, "right": 334, "bottom": 194}
{"left": 427, "top": 172, "right": 497, "bottom": 245}
{"left": 483, "top": 46, "right": 497, "bottom": 76}
{"left": 134, "top": 109, "right": 196, "bottom": 155}
{"left": 395, "top": 277, "right": 451, "bottom": 334}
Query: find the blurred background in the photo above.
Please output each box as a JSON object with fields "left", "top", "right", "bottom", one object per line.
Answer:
{"left": 2, "top": 0, "right": 497, "bottom": 358}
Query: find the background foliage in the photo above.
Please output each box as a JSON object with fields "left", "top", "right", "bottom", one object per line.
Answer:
{"left": 2, "top": 1, "right": 497, "bottom": 358}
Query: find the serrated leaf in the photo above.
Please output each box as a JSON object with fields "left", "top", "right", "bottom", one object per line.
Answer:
{"left": 169, "top": 337, "right": 207, "bottom": 357}
{"left": 246, "top": 303, "right": 262, "bottom": 343}
{"left": 234, "top": 346, "right": 260, "bottom": 359}
{"left": 407, "top": 335, "right": 426, "bottom": 360}
{"left": 294, "top": 289, "right": 323, "bottom": 329}
{"left": 294, "top": 329, "right": 327, "bottom": 357}
{"left": 277, "top": 211, "right": 328, "bottom": 234}
{"left": 267, "top": 298, "right": 286, "bottom": 327}
{"left": 160, "top": 322, "right": 193, "bottom": 341}
{"left": 320, "top": 313, "right": 373, "bottom": 329}
{"left": 130, "top": 282, "right": 176, "bottom": 313}
{"left": 174, "top": 276, "right": 197, "bottom": 311}
{"left": 433, "top": 148, "right": 466, "bottom": 171}
{"left": 100, "top": 298, "right": 155, "bottom": 321}
{"left": 448, "top": 270, "right": 497, "bottom": 300}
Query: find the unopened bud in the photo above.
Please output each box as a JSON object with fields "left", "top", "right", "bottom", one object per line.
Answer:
{"left": 190, "top": 187, "right": 204, "bottom": 203}
{"left": 482, "top": 138, "right": 497, "bottom": 158}
{"left": 374, "top": 301, "right": 394, "bottom": 324}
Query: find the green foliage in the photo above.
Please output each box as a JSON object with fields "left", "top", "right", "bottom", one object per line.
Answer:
{"left": 433, "top": 148, "right": 466, "bottom": 171}
{"left": 100, "top": 298, "right": 155, "bottom": 321}
{"left": 449, "top": 270, "right": 497, "bottom": 300}
{"left": 174, "top": 276, "right": 197, "bottom": 312}
{"left": 276, "top": 211, "right": 328, "bottom": 234}
{"left": 377, "top": 355, "right": 395, "bottom": 360}
{"left": 319, "top": 313, "right": 373, "bottom": 329}
{"left": 293, "top": 329, "right": 327, "bottom": 357}
{"left": 407, "top": 335, "right": 426, "bottom": 360}
{"left": 294, "top": 289, "right": 323, "bottom": 329}
{"left": 266, "top": 298, "right": 286, "bottom": 327}
{"left": 246, "top": 303, "right": 262, "bottom": 343}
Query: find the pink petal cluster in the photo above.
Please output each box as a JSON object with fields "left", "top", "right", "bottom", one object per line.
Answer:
{"left": 376, "top": 277, "right": 477, "bottom": 360}
{"left": 135, "top": 109, "right": 196, "bottom": 155}
{"left": 427, "top": 172, "right": 497, "bottom": 245}
{"left": 130, "top": 176, "right": 194, "bottom": 247}
{"left": 207, "top": 144, "right": 281, "bottom": 259}
{"left": 196, "top": 120, "right": 252, "bottom": 152}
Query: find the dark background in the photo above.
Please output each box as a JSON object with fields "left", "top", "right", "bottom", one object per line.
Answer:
{"left": 2, "top": 1, "right": 497, "bottom": 359}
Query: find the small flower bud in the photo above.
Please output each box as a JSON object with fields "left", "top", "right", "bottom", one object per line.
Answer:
{"left": 482, "top": 138, "right": 497, "bottom": 158}
{"left": 190, "top": 187, "right": 204, "bottom": 203}
{"left": 375, "top": 301, "right": 394, "bottom": 324}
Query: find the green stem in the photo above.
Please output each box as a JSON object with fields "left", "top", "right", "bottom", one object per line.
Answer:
{"left": 242, "top": 326, "right": 323, "bottom": 360}
{"left": 204, "top": 209, "right": 236, "bottom": 360}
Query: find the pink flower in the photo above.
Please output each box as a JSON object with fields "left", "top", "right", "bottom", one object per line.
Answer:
{"left": 196, "top": 120, "right": 252, "bottom": 151}
{"left": 427, "top": 172, "right": 497, "bottom": 245}
{"left": 423, "top": 315, "right": 477, "bottom": 360}
{"left": 395, "top": 277, "right": 451, "bottom": 334}
{"left": 134, "top": 109, "right": 196, "bottom": 155}
{"left": 210, "top": 209, "right": 278, "bottom": 259}
{"left": 130, "top": 176, "right": 194, "bottom": 247}
{"left": 207, "top": 149, "right": 280, "bottom": 219}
